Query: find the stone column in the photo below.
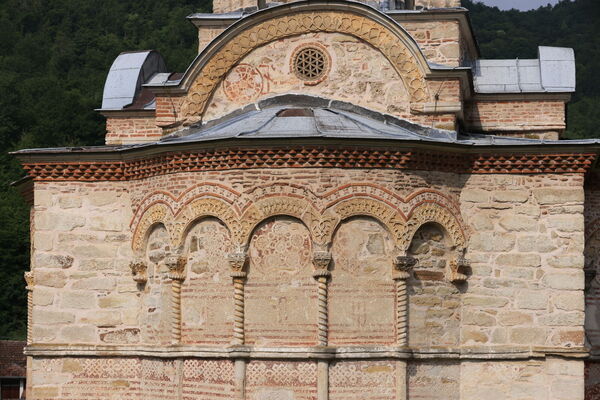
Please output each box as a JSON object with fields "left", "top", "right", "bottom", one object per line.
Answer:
{"left": 393, "top": 255, "right": 416, "bottom": 346}
{"left": 234, "top": 359, "right": 246, "bottom": 400}
{"left": 448, "top": 252, "right": 469, "bottom": 283}
{"left": 312, "top": 250, "right": 332, "bottom": 346}
{"left": 165, "top": 255, "right": 186, "bottom": 344}
{"left": 24, "top": 271, "right": 34, "bottom": 345}
{"left": 228, "top": 250, "right": 248, "bottom": 400}
{"left": 229, "top": 250, "right": 248, "bottom": 345}
{"left": 393, "top": 255, "right": 416, "bottom": 400}
{"left": 313, "top": 250, "right": 332, "bottom": 400}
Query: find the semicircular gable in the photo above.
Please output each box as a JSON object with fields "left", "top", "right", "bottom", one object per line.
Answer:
{"left": 178, "top": 1, "right": 432, "bottom": 123}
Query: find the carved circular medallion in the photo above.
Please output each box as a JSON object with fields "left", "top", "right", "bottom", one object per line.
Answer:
{"left": 292, "top": 44, "right": 331, "bottom": 85}
{"left": 223, "top": 63, "right": 264, "bottom": 102}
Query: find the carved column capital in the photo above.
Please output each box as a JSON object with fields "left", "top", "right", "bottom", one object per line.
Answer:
{"left": 393, "top": 255, "right": 417, "bottom": 280}
{"left": 448, "top": 255, "right": 469, "bottom": 283}
{"left": 165, "top": 255, "right": 186, "bottom": 281}
{"left": 24, "top": 271, "right": 34, "bottom": 291}
{"left": 130, "top": 260, "right": 148, "bottom": 284}
{"left": 228, "top": 251, "right": 248, "bottom": 278}
{"left": 312, "top": 250, "right": 332, "bottom": 280}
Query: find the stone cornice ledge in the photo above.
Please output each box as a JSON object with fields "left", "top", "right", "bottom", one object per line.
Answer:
{"left": 24, "top": 344, "right": 589, "bottom": 360}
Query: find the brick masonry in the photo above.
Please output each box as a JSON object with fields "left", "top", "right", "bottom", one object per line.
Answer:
{"left": 24, "top": 0, "right": 594, "bottom": 398}
{"left": 25, "top": 167, "right": 590, "bottom": 399}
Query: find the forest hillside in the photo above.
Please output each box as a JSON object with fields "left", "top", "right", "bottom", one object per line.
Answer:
{"left": 0, "top": 0, "right": 597, "bottom": 339}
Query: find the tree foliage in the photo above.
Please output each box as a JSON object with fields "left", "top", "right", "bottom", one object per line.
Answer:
{"left": 0, "top": 0, "right": 210, "bottom": 340}
{"left": 0, "top": 0, "right": 596, "bottom": 339}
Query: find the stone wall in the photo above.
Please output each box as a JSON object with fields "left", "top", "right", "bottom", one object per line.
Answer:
{"left": 401, "top": 21, "right": 461, "bottom": 66}
{"left": 27, "top": 356, "right": 582, "bottom": 399}
{"left": 31, "top": 182, "right": 136, "bottom": 345}
{"left": 461, "top": 358, "right": 584, "bottom": 400}
{"left": 27, "top": 167, "right": 587, "bottom": 398}
{"left": 30, "top": 169, "right": 586, "bottom": 348}
{"left": 460, "top": 174, "right": 585, "bottom": 348}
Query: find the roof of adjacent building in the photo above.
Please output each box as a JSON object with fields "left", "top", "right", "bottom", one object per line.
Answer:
{"left": 100, "top": 50, "right": 167, "bottom": 111}
{"left": 0, "top": 341, "right": 26, "bottom": 378}
{"left": 473, "top": 46, "right": 576, "bottom": 94}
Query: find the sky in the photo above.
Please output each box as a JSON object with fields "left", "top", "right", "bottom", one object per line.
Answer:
{"left": 476, "top": 0, "right": 562, "bottom": 11}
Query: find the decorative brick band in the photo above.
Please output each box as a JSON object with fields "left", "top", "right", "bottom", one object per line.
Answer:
{"left": 21, "top": 147, "right": 596, "bottom": 182}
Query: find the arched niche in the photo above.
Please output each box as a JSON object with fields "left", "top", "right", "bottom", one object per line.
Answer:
{"left": 407, "top": 222, "right": 460, "bottom": 347}
{"left": 141, "top": 223, "right": 171, "bottom": 345}
{"left": 329, "top": 216, "right": 396, "bottom": 346}
{"left": 180, "top": 217, "right": 234, "bottom": 345}
{"left": 245, "top": 216, "right": 316, "bottom": 346}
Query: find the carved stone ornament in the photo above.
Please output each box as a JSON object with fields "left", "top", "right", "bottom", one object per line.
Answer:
{"left": 165, "top": 255, "right": 186, "bottom": 281}
{"left": 448, "top": 255, "right": 469, "bottom": 283}
{"left": 228, "top": 251, "right": 248, "bottom": 275}
{"left": 131, "top": 188, "right": 469, "bottom": 265}
{"left": 393, "top": 255, "right": 417, "bottom": 280}
{"left": 313, "top": 250, "right": 332, "bottom": 270}
{"left": 24, "top": 271, "right": 34, "bottom": 290}
{"left": 312, "top": 250, "right": 332, "bottom": 280}
{"left": 130, "top": 261, "right": 148, "bottom": 284}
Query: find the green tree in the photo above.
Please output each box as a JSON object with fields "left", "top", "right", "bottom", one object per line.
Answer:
{"left": 0, "top": 0, "right": 210, "bottom": 340}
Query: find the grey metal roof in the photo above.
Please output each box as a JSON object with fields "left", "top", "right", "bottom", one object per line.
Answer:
{"left": 100, "top": 51, "right": 167, "bottom": 110}
{"left": 160, "top": 106, "right": 458, "bottom": 145}
{"left": 473, "top": 46, "right": 575, "bottom": 94}
{"left": 15, "top": 96, "right": 600, "bottom": 157}
{"left": 158, "top": 103, "right": 600, "bottom": 148}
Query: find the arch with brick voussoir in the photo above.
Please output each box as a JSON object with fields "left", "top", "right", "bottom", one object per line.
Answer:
{"left": 399, "top": 202, "right": 467, "bottom": 253}
{"left": 133, "top": 191, "right": 468, "bottom": 265}
{"left": 170, "top": 0, "right": 433, "bottom": 124}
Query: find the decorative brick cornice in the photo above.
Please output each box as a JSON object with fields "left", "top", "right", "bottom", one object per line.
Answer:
{"left": 20, "top": 147, "right": 596, "bottom": 182}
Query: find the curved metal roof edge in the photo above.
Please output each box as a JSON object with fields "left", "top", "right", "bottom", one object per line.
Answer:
{"left": 100, "top": 50, "right": 167, "bottom": 110}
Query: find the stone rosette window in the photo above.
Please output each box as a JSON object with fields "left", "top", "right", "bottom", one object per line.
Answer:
{"left": 290, "top": 43, "right": 331, "bottom": 86}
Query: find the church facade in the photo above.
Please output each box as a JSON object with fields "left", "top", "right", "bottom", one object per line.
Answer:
{"left": 13, "top": 0, "right": 600, "bottom": 399}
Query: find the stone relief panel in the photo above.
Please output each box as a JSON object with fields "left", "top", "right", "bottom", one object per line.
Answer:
{"left": 181, "top": 218, "right": 234, "bottom": 345}
{"left": 183, "top": 359, "right": 235, "bottom": 399}
{"left": 49, "top": 358, "right": 142, "bottom": 400}
{"left": 203, "top": 32, "right": 412, "bottom": 122}
{"left": 407, "top": 361, "right": 459, "bottom": 400}
{"left": 329, "top": 360, "right": 398, "bottom": 400}
{"left": 142, "top": 224, "right": 171, "bottom": 345}
{"left": 246, "top": 361, "right": 318, "bottom": 400}
{"left": 329, "top": 217, "right": 396, "bottom": 346}
{"left": 139, "top": 358, "right": 179, "bottom": 400}
{"left": 408, "top": 223, "right": 460, "bottom": 347}
{"left": 245, "top": 217, "right": 317, "bottom": 346}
